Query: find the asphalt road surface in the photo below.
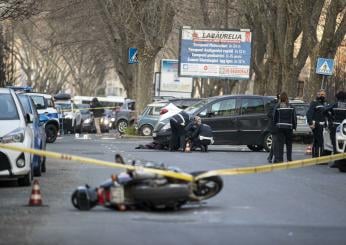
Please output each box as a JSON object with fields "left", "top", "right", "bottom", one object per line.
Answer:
{"left": 1, "top": 134, "right": 346, "bottom": 245}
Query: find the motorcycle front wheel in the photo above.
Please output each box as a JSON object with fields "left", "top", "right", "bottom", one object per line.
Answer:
{"left": 189, "top": 171, "right": 223, "bottom": 201}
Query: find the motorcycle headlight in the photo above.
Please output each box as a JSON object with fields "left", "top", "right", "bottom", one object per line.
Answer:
{"left": 104, "top": 119, "right": 109, "bottom": 125}
{"left": 161, "top": 123, "right": 171, "bottom": 131}
{"left": 84, "top": 118, "right": 91, "bottom": 124}
{"left": 0, "top": 128, "right": 25, "bottom": 144}
{"left": 111, "top": 118, "right": 115, "bottom": 122}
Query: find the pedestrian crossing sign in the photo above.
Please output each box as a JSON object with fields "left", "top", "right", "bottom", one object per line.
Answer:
{"left": 316, "top": 58, "right": 334, "bottom": 76}
{"left": 128, "top": 48, "right": 139, "bottom": 64}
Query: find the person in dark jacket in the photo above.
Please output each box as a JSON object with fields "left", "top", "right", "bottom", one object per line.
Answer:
{"left": 272, "top": 92, "right": 297, "bottom": 163}
{"left": 90, "top": 97, "right": 104, "bottom": 134}
{"left": 325, "top": 91, "right": 346, "bottom": 154}
{"left": 306, "top": 89, "right": 327, "bottom": 157}
{"left": 186, "top": 116, "right": 214, "bottom": 152}
{"left": 169, "top": 110, "right": 191, "bottom": 151}
{"left": 267, "top": 94, "right": 280, "bottom": 163}
{"left": 325, "top": 91, "right": 346, "bottom": 168}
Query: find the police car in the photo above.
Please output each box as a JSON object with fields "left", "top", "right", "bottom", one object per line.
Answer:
{"left": 26, "top": 92, "right": 60, "bottom": 143}
{"left": 323, "top": 119, "right": 346, "bottom": 172}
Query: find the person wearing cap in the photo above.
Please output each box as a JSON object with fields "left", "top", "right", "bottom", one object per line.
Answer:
{"left": 90, "top": 97, "right": 104, "bottom": 135}
{"left": 306, "top": 89, "right": 328, "bottom": 158}
{"left": 169, "top": 110, "right": 191, "bottom": 151}
{"left": 186, "top": 116, "right": 214, "bottom": 152}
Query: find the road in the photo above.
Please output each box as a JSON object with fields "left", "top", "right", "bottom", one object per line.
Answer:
{"left": 0, "top": 134, "right": 346, "bottom": 245}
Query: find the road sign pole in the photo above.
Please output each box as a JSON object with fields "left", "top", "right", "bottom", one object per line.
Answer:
{"left": 321, "top": 75, "right": 326, "bottom": 89}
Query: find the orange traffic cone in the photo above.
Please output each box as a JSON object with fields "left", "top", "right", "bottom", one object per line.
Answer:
{"left": 185, "top": 140, "right": 191, "bottom": 153}
{"left": 28, "top": 179, "right": 43, "bottom": 206}
{"left": 305, "top": 145, "right": 312, "bottom": 155}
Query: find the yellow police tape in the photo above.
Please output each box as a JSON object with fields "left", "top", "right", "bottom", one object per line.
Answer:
{"left": 0, "top": 143, "right": 345, "bottom": 182}
{"left": 0, "top": 143, "right": 193, "bottom": 182}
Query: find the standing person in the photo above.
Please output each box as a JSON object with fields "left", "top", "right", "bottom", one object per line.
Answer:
{"left": 326, "top": 91, "right": 346, "bottom": 153}
{"left": 306, "top": 89, "right": 328, "bottom": 158}
{"left": 272, "top": 92, "right": 297, "bottom": 163}
{"left": 169, "top": 110, "right": 191, "bottom": 151}
{"left": 90, "top": 97, "right": 104, "bottom": 135}
{"left": 325, "top": 91, "right": 346, "bottom": 167}
{"left": 267, "top": 94, "right": 280, "bottom": 163}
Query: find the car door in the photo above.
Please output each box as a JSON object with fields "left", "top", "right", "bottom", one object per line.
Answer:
{"left": 237, "top": 97, "right": 268, "bottom": 145}
{"left": 197, "top": 98, "right": 240, "bottom": 144}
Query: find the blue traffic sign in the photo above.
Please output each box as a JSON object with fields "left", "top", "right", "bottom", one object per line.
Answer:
{"left": 316, "top": 58, "right": 334, "bottom": 76}
{"left": 128, "top": 48, "right": 139, "bottom": 64}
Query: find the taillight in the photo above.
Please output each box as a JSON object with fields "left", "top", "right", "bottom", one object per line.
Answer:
{"left": 160, "top": 108, "right": 168, "bottom": 115}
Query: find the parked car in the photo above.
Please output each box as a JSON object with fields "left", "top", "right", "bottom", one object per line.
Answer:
{"left": 0, "top": 88, "right": 34, "bottom": 186}
{"left": 18, "top": 94, "right": 48, "bottom": 176}
{"left": 136, "top": 101, "right": 169, "bottom": 136}
{"left": 26, "top": 92, "right": 60, "bottom": 143}
{"left": 54, "top": 93, "right": 82, "bottom": 134}
{"left": 153, "top": 95, "right": 276, "bottom": 152}
{"left": 78, "top": 104, "right": 94, "bottom": 133}
{"left": 110, "top": 99, "right": 136, "bottom": 134}
{"left": 290, "top": 101, "right": 311, "bottom": 137}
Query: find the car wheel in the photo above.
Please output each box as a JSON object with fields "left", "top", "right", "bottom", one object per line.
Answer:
{"left": 140, "top": 125, "right": 153, "bottom": 136}
{"left": 247, "top": 145, "right": 264, "bottom": 152}
{"left": 45, "top": 124, "right": 58, "bottom": 143}
{"left": 18, "top": 171, "right": 32, "bottom": 186}
{"left": 263, "top": 133, "right": 272, "bottom": 152}
{"left": 117, "top": 120, "right": 128, "bottom": 134}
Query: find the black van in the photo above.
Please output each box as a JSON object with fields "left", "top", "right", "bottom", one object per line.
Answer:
{"left": 152, "top": 95, "right": 276, "bottom": 152}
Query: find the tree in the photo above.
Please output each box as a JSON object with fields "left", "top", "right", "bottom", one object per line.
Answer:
{"left": 0, "top": 0, "right": 40, "bottom": 87}
{"left": 95, "top": 0, "right": 175, "bottom": 112}
{"left": 238, "top": 0, "right": 346, "bottom": 98}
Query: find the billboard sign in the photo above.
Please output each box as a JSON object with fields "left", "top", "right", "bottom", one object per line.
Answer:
{"left": 160, "top": 59, "right": 193, "bottom": 94}
{"left": 179, "top": 28, "right": 252, "bottom": 79}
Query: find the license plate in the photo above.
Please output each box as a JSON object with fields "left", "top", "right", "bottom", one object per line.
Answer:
{"left": 152, "top": 133, "right": 157, "bottom": 137}
{"left": 110, "top": 186, "right": 124, "bottom": 204}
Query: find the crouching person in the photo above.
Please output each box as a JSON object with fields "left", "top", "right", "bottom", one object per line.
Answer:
{"left": 186, "top": 116, "right": 214, "bottom": 152}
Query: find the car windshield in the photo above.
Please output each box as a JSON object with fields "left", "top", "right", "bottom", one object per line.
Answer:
{"left": 184, "top": 99, "right": 210, "bottom": 114}
{"left": 0, "top": 93, "right": 19, "bottom": 120}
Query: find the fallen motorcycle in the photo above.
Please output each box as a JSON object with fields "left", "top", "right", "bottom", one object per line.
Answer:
{"left": 71, "top": 154, "right": 223, "bottom": 211}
